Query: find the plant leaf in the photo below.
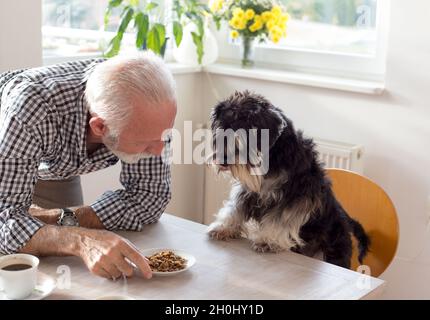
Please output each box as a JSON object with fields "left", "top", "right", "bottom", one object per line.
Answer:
{"left": 118, "top": 6, "right": 134, "bottom": 33}
{"left": 154, "top": 23, "right": 166, "bottom": 50}
{"left": 147, "top": 26, "right": 161, "bottom": 54}
{"left": 110, "top": 0, "right": 123, "bottom": 6}
{"left": 191, "top": 32, "right": 204, "bottom": 64}
{"left": 214, "top": 17, "right": 221, "bottom": 30}
{"left": 145, "top": 2, "right": 158, "bottom": 11}
{"left": 147, "top": 23, "right": 166, "bottom": 55}
{"left": 193, "top": 15, "right": 204, "bottom": 36}
{"left": 135, "top": 12, "right": 149, "bottom": 48}
{"left": 185, "top": 12, "right": 194, "bottom": 21}
{"left": 104, "top": 3, "right": 132, "bottom": 57}
{"left": 104, "top": 33, "right": 123, "bottom": 58}
{"left": 173, "top": 21, "right": 183, "bottom": 47}
{"left": 173, "top": 0, "right": 183, "bottom": 19}
{"left": 104, "top": 0, "right": 123, "bottom": 28}
{"left": 199, "top": 3, "right": 210, "bottom": 13}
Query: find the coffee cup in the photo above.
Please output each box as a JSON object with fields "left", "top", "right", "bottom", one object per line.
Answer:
{"left": 0, "top": 254, "right": 39, "bottom": 299}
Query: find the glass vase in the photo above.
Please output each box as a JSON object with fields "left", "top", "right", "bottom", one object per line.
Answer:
{"left": 240, "top": 36, "right": 256, "bottom": 68}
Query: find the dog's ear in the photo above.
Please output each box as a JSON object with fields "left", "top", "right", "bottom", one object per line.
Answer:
{"left": 267, "top": 107, "right": 288, "bottom": 147}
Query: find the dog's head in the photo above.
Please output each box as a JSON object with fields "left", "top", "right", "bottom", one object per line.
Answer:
{"left": 209, "top": 91, "right": 287, "bottom": 192}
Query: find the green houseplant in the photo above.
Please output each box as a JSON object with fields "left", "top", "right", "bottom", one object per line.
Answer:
{"left": 104, "top": 0, "right": 210, "bottom": 64}
{"left": 104, "top": 0, "right": 174, "bottom": 57}
{"left": 172, "top": 0, "right": 211, "bottom": 64}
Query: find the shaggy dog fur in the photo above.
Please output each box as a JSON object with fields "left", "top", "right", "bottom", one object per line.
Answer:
{"left": 207, "top": 91, "right": 370, "bottom": 269}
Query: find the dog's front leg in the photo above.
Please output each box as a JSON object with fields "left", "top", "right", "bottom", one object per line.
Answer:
{"left": 250, "top": 230, "right": 284, "bottom": 253}
{"left": 248, "top": 217, "right": 287, "bottom": 253}
{"left": 207, "top": 202, "right": 244, "bottom": 241}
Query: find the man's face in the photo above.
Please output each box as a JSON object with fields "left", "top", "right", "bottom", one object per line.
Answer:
{"left": 103, "top": 100, "right": 177, "bottom": 164}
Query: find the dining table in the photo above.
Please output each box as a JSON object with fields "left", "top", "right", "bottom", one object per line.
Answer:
{"left": 39, "top": 213, "right": 385, "bottom": 300}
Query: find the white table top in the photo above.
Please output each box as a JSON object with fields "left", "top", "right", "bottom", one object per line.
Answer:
{"left": 40, "top": 214, "right": 385, "bottom": 300}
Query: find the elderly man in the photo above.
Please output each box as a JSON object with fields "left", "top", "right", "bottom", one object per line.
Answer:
{"left": 0, "top": 52, "right": 177, "bottom": 279}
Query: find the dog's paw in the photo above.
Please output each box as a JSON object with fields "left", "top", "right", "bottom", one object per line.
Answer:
{"left": 251, "top": 242, "right": 283, "bottom": 253}
{"left": 207, "top": 224, "right": 242, "bottom": 241}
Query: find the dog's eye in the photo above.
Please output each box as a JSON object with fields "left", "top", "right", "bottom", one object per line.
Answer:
{"left": 212, "top": 152, "right": 231, "bottom": 165}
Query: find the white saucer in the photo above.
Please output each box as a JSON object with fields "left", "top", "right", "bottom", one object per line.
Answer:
{"left": 0, "top": 271, "right": 56, "bottom": 300}
{"left": 141, "top": 248, "right": 196, "bottom": 277}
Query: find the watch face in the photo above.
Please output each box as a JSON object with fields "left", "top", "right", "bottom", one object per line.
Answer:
{"left": 62, "top": 216, "right": 77, "bottom": 226}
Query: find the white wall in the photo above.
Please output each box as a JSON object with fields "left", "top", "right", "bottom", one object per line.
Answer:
{"left": 0, "top": 0, "right": 42, "bottom": 72}
{"left": 201, "top": 0, "right": 430, "bottom": 299}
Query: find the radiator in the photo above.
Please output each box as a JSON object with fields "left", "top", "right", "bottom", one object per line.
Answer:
{"left": 314, "top": 138, "right": 364, "bottom": 174}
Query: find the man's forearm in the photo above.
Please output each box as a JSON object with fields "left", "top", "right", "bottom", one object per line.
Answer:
{"left": 29, "top": 205, "right": 105, "bottom": 229}
{"left": 24, "top": 206, "right": 105, "bottom": 257}
{"left": 19, "top": 225, "right": 81, "bottom": 256}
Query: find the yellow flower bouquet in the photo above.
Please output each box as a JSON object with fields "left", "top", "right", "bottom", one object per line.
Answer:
{"left": 209, "top": 0, "right": 289, "bottom": 67}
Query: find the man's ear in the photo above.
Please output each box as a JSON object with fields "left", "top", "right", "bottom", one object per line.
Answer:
{"left": 89, "top": 116, "right": 107, "bottom": 138}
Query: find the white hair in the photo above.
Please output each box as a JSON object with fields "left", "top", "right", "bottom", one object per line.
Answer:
{"left": 85, "top": 51, "right": 176, "bottom": 136}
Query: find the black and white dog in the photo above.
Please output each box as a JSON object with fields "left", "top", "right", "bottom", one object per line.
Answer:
{"left": 207, "top": 91, "right": 369, "bottom": 269}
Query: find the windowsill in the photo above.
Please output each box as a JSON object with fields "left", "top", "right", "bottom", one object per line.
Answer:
{"left": 43, "top": 54, "right": 202, "bottom": 75}
{"left": 43, "top": 54, "right": 385, "bottom": 95}
{"left": 170, "top": 61, "right": 385, "bottom": 95}
{"left": 202, "top": 62, "right": 385, "bottom": 95}
{"left": 43, "top": 51, "right": 102, "bottom": 66}
{"left": 167, "top": 62, "right": 202, "bottom": 75}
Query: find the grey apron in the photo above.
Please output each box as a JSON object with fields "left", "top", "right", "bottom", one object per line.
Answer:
{"left": 32, "top": 176, "right": 84, "bottom": 209}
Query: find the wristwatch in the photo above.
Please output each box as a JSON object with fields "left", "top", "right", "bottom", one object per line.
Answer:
{"left": 57, "top": 208, "right": 79, "bottom": 227}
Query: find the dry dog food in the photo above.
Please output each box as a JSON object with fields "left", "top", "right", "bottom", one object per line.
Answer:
{"left": 146, "top": 250, "right": 187, "bottom": 272}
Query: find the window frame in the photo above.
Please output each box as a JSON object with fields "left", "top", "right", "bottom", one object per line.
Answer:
{"left": 214, "top": 0, "right": 391, "bottom": 81}
{"left": 42, "top": 0, "right": 172, "bottom": 65}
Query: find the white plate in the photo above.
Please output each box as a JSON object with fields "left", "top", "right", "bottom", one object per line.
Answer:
{"left": 141, "top": 248, "right": 196, "bottom": 276}
{"left": 96, "top": 295, "right": 135, "bottom": 300}
{"left": 0, "top": 271, "right": 56, "bottom": 300}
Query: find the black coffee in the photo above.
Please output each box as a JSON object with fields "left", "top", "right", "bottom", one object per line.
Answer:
{"left": 1, "top": 263, "right": 32, "bottom": 271}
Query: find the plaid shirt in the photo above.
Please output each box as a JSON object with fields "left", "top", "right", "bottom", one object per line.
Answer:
{"left": 0, "top": 59, "right": 172, "bottom": 254}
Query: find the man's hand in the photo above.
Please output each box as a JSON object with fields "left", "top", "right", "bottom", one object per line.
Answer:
{"left": 76, "top": 228, "right": 153, "bottom": 280}
{"left": 20, "top": 225, "right": 152, "bottom": 280}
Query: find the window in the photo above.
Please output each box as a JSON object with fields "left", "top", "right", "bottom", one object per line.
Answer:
{"left": 42, "top": 0, "right": 171, "bottom": 64}
{"left": 217, "top": 0, "right": 390, "bottom": 81}
{"left": 42, "top": 0, "right": 390, "bottom": 82}
{"left": 42, "top": 0, "right": 142, "bottom": 63}
{"left": 277, "top": 0, "right": 378, "bottom": 55}
{"left": 43, "top": 0, "right": 107, "bottom": 60}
